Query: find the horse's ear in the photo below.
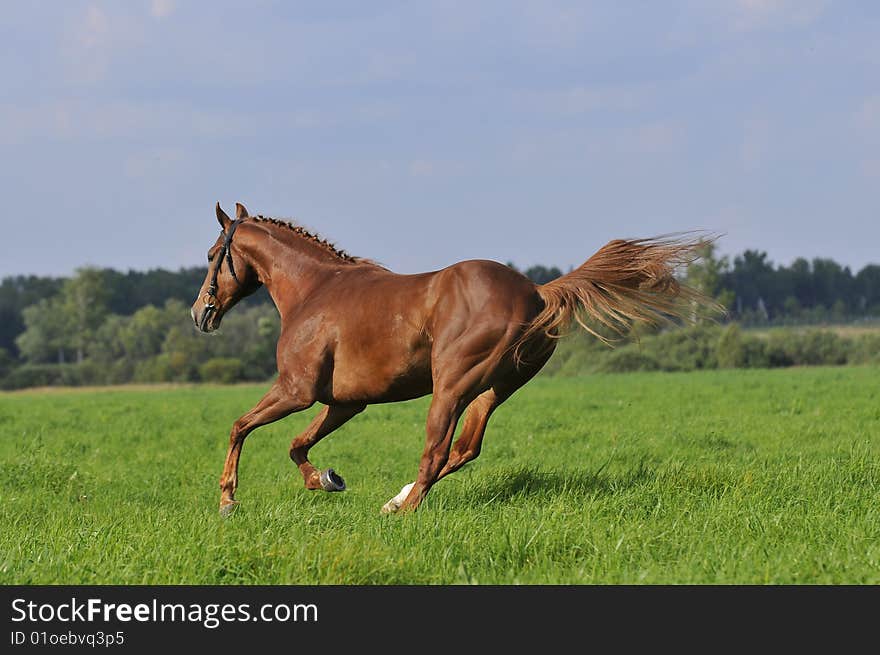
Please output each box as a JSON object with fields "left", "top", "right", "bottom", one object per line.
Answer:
{"left": 216, "top": 202, "right": 232, "bottom": 229}
{"left": 235, "top": 202, "right": 249, "bottom": 220}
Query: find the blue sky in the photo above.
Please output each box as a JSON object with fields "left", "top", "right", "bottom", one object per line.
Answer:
{"left": 2, "top": 1, "right": 878, "bottom": 278}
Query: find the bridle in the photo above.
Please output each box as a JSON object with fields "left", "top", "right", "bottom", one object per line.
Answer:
{"left": 200, "top": 218, "right": 244, "bottom": 330}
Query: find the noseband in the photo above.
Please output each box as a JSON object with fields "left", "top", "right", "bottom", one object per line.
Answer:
{"left": 201, "top": 218, "right": 244, "bottom": 326}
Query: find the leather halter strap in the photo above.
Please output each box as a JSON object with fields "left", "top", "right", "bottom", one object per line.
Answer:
{"left": 204, "top": 218, "right": 244, "bottom": 307}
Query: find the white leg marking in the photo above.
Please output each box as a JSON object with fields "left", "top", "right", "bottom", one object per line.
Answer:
{"left": 381, "top": 482, "right": 414, "bottom": 514}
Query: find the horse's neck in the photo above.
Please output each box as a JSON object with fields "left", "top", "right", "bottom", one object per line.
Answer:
{"left": 243, "top": 228, "right": 342, "bottom": 317}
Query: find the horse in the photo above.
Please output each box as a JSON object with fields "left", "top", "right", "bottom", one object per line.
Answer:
{"left": 191, "top": 202, "right": 716, "bottom": 516}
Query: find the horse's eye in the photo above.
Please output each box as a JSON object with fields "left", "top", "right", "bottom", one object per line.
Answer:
{"left": 207, "top": 254, "right": 214, "bottom": 263}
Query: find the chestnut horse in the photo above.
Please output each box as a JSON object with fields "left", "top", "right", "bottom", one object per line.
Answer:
{"left": 192, "top": 202, "right": 714, "bottom": 516}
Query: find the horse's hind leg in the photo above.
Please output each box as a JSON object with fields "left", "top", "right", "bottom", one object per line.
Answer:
{"left": 289, "top": 404, "right": 365, "bottom": 491}
{"left": 436, "top": 389, "right": 499, "bottom": 480}
{"left": 381, "top": 390, "right": 496, "bottom": 514}
{"left": 381, "top": 346, "right": 554, "bottom": 514}
{"left": 438, "top": 350, "right": 553, "bottom": 480}
{"left": 386, "top": 391, "right": 468, "bottom": 513}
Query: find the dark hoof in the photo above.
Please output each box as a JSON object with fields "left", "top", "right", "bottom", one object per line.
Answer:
{"left": 219, "top": 501, "right": 240, "bottom": 517}
{"left": 319, "top": 468, "right": 346, "bottom": 492}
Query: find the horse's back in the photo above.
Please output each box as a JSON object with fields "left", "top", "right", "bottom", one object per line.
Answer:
{"left": 333, "top": 258, "right": 541, "bottom": 325}
{"left": 330, "top": 259, "right": 542, "bottom": 348}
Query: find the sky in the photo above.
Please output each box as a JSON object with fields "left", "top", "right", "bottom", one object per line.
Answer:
{"left": 1, "top": 1, "right": 878, "bottom": 279}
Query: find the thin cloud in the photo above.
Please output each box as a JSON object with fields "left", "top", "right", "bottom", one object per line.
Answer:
{"left": 618, "top": 122, "right": 684, "bottom": 155}
{"left": 150, "top": 0, "right": 175, "bottom": 20}
{"left": 517, "top": 84, "right": 656, "bottom": 117}
{"left": 62, "top": 5, "right": 146, "bottom": 84}
{"left": 740, "top": 117, "right": 772, "bottom": 171}
{"left": 123, "top": 147, "right": 188, "bottom": 180}
{"left": 732, "top": 0, "right": 828, "bottom": 31}
{"left": 855, "top": 95, "right": 880, "bottom": 136}
{"left": 78, "top": 5, "right": 110, "bottom": 48}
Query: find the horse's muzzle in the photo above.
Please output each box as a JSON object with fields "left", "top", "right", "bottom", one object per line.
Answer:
{"left": 193, "top": 304, "right": 218, "bottom": 333}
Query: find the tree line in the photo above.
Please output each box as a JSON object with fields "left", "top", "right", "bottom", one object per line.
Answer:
{"left": 718, "top": 250, "right": 880, "bottom": 324}
{"left": 1, "top": 246, "right": 878, "bottom": 388}
{"left": 511, "top": 246, "right": 880, "bottom": 324}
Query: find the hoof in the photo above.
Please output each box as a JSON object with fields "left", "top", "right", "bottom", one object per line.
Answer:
{"left": 319, "top": 468, "right": 346, "bottom": 492}
{"left": 381, "top": 482, "right": 414, "bottom": 514}
{"left": 219, "top": 501, "right": 239, "bottom": 517}
{"left": 380, "top": 499, "right": 401, "bottom": 515}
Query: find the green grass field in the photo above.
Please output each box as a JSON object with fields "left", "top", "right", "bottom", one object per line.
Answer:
{"left": 1, "top": 367, "right": 878, "bottom": 584}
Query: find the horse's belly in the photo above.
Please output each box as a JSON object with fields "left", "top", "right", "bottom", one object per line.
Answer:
{"left": 323, "top": 348, "right": 433, "bottom": 405}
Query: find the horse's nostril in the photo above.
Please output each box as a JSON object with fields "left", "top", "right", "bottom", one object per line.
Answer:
{"left": 198, "top": 304, "right": 215, "bottom": 332}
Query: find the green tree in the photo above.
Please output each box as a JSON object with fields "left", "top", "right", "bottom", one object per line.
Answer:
{"left": 685, "top": 242, "right": 733, "bottom": 319}
{"left": 811, "top": 258, "right": 853, "bottom": 314}
{"left": 523, "top": 265, "right": 563, "bottom": 284}
{"left": 787, "top": 258, "right": 813, "bottom": 308}
{"left": 62, "top": 267, "right": 109, "bottom": 363}
{"left": 88, "top": 314, "right": 129, "bottom": 364}
{"left": 160, "top": 301, "right": 210, "bottom": 382}
{"left": 783, "top": 296, "right": 802, "bottom": 321}
{"left": 856, "top": 265, "right": 880, "bottom": 313}
{"left": 724, "top": 250, "right": 777, "bottom": 319}
{"left": 0, "top": 275, "right": 64, "bottom": 356}
{"left": 15, "top": 298, "right": 71, "bottom": 363}
{"left": 0, "top": 347, "right": 13, "bottom": 378}
{"left": 120, "top": 305, "right": 170, "bottom": 361}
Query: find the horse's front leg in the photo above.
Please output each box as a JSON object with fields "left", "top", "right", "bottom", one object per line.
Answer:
{"left": 219, "top": 380, "right": 313, "bottom": 515}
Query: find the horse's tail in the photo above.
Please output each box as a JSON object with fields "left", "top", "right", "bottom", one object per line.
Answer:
{"left": 516, "top": 233, "right": 723, "bottom": 359}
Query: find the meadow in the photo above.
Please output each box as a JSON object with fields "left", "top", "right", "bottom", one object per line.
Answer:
{"left": 1, "top": 367, "right": 878, "bottom": 584}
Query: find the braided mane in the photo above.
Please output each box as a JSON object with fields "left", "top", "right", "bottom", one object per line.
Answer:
{"left": 250, "top": 215, "right": 365, "bottom": 264}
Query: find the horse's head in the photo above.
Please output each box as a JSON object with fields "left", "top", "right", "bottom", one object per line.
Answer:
{"left": 191, "top": 202, "right": 263, "bottom": 332}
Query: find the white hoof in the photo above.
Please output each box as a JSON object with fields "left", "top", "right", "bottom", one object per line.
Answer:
{"left": 381, "top": 482, "right": 414, "bottom": 514}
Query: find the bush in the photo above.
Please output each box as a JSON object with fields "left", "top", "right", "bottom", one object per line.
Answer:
{"left": 1, "top": 364, "right": 63, "bottom": 389}
{"left": 764, "top": 332, "right": 794, "bottom": 367}
{"left": 760, "top": 328, "right": 856, "bottom": 367}
{"left": 554, "top": 345, "right": 605, "bottom": 377}
{"left": 763, "top": 329, "right": 850, "bottom": 367}
{"left": 537, "top": 323, "right": 880, "bottom": 376}
{"left": 597, "top": 349, "right": 660, "bottom": 373}
{"left": 795, "top": 330, "right": 849, "bottom": 366}
{"left": 0, "top": 362, "right": 106, "bottom": 390}
{"left": 134, "top": 354, "right": 175, "bottom": 383}
{"left": 714, "top": 325, "right": 772, "bottom": 369}
{"left": 199, "top": 357, "right": 244, "bottom": 384}
{"left": 105, "top": 359, "right": 136, "bottom": 385}
{"left": 739, "top": 336, "right": 770, "bottom": 368}
{"left": 849, "top": 334, "right": 880, "bottom": 365}
{"left": 686, "top": 325, "right": 722, "bottom": 369}
{"left": 717, "top": 324, "right": 744, "bottom": 369}
{"left": 537, "top": 334, "right": 608, "bottom": 377}
{"left": 629, "top": 325, "right": 720, "bottom": 372}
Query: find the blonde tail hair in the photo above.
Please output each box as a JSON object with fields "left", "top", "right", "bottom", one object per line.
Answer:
{"left": 515, "top": 234, "right": 723, "bottom": 360}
